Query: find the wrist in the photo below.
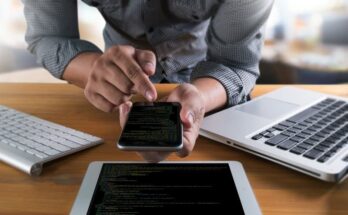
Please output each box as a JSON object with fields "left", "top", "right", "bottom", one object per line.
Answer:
{"left": 188, "top": 83, "right": 208, "bottom": 113}
{"left": 63, "top": 52, "right": 102, "bottom": 88}
{"left": 191, "top": 78, "right": 227, "bottom": 112}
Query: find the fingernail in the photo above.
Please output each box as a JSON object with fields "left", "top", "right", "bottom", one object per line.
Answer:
{"left": 146, "top": 91, "right": 154, "bottom": 101}
{"left": 121, "top": 104, "right": 130, "bottom": 114}
{"left": 144, "top": 62, "right": 154, "bottom": 71}
{"left": 187, "top": 112, "right": 194, "bottom": 124}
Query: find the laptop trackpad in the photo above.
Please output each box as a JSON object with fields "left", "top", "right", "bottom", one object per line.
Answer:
{"left": 236, "top": 97, "right": 299, "bottom": 120}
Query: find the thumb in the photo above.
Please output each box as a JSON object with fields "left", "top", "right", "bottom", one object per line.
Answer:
{"left": 180, "top": 105, "right": 195, "bottom": 129}
{"left": 119, "top": 101, "right": 133, "bottom": 129}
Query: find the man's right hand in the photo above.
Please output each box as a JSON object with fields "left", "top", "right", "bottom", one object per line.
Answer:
{"left": 83, "top": 45, "right": 157, "bottom": 112}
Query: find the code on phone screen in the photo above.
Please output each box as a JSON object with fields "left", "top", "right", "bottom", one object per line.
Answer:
{"left": 119, "top": 103, "right": 181, "bottom": 147}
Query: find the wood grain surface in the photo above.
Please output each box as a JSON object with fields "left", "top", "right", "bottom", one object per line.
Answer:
{"left": 0, "top": 83, "right": 347, "bottom": 215}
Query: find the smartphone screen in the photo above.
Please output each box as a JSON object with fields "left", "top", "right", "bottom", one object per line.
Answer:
{"left": 117, "top": 102, "right": 183, "bottom": 151}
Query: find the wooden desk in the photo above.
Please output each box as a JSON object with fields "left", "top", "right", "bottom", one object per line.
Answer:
{"left": 0, "top": 84, "right": 347, "bottom": 215}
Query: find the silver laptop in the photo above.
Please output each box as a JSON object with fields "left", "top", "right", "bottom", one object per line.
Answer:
{"left": 200, "top": 87, "right": 348, "bottom": 182}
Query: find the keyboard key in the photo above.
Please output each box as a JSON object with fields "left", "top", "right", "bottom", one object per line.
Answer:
{"left": 17, "top": 144, "right": 29, "bottom": 151}
{"left": 265, "top": 134, "right": 288, "bottom": 146}
{"left": 260, "top": 131, "right": 269, "bottom": 136}
{"left": 279, "top": 121, "right": 295, "bottom": 128}
{"left": 26, "top": 149, "right": 37, "bottom": 155}
{"left": 337, "top": 140, "right": 348, "bottom": 147}
{"left": 309, "top": 135, "right": 323, "bottom": 142}
{"left": 288, "top": 108, "right": 318, "bottom": 123}
{"left": 331, "top": 146, "right": 342, "bottom": 152}
{"left": 315, "top": 132, "right": 327, "bottom": 138}
{"left": 266, "top": 128, "right": 276, "bottom": 133}
{"left": 34, "top": 152, "right": 48, "bottom": 159}
{"left": 320, "top": 129, "right": 331, "bottom": 135}
{"left": 320, "top": 141, "right": 334, "bottom": 148}
{"left": 304, "top": 149, "right": 323, "bottom": 159}
{"left": 44, "top": 149, "right": 60, "bottom": 156}
{"left": 290, "top": 146, "right": 307, "bottom": 155}
{"left": 307, "top": 126, "right": 320, "bottom": 132}
{"left": 273, "top": 124, "right": 287, "bottom": 131}
{"left": 343, "top": 156, "right": 348, "bottom": 162}
{"left": 317, "top": 155, "right": 330, "bottom": 163}
{"left": 36, "top": 145, "right": 52, "bottom": 152}
{"left": 297, "top": 143, "right": 313, "bottom": 150}
{"left": 297, "top": 133, "right": 310, "bottom": 139}
{"left": 281, "top": 131, "right": 295, "bottom": 137}
{"left": 264, "top": 133, "right": 275, "bottom": 138}
{"left": 59, "top": 140, "right": 81, "bottom": 148}
{"left": 290, "top": 136, "right": 305, "bottom": 143}
{"left": 323, "top": 150, "right": 336, "bottom": 158}
{"left": 302, "top": 129, "right": 315, "bottom": 135}
{"left": 277, "top": 139, "right": 297, "bottom": 150}
{"left": 287, "top": 128, "right": 301, "bottom": 134}
{"left": 0, "top": 139, "right": 9, "bottom": 144}
{"left": 325, "top": 137, "right": 337, "bottom": 144}
{"left": 45, "top": 142, "right": 70, "bottom": 152}
{"left": 251, "top": 134, "right": 262, "bottom": 140}
{"left": 63, "top": 135, "right": 90, "bottom": 145}
{"left": 314, "top": 145, "right": 328, "bottom": 152}
{"left": 293, "top": 125, "right": 307, "bottom": 130}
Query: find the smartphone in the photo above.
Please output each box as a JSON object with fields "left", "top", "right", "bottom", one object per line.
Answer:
{"left": 117, "top": 102, "right": 183, "bottom": 151}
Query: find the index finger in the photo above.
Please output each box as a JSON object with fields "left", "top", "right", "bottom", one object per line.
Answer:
{"left": 111, "top": 50, "right": 157, "bottom": 101}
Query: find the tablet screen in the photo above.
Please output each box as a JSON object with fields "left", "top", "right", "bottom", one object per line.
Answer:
{"left": 87, "top": 163, "right": 244, "bottom": 215}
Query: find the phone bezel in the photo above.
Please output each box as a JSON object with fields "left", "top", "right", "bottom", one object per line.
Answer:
{"left": 117, "top": 102, "right": 183, "bottom": 151}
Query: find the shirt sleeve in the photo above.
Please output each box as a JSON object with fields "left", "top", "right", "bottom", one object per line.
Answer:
{"left": 190, "top": 0, "right": 274, "bottom": 107}
{"left": 22, "top": 0, "right": 102, "bottom": 79}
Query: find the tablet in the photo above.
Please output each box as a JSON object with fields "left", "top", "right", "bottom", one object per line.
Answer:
{"left": 70, "top": 161, "right": 261, "bottom": 215}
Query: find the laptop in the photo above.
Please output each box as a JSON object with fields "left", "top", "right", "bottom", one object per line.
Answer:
{"left": 200, "top": 87, "right": 348, "bottom": 182}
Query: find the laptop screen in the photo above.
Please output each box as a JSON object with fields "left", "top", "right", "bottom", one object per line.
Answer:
{"left": 87, "top": 163, "right": 244, "bottom": 214}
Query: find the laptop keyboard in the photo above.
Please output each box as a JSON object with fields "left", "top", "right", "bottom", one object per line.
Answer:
{"left": 251, "top": 98, "right": 348, "bottom": 163}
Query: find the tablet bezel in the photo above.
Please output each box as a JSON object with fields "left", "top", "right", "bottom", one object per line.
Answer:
{"left": 70, "top": 161, "right": 261, "bottom": 215}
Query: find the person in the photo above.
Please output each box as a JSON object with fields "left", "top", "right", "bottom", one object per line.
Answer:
{"left": 22, "top": 0, "right": 274, "bottom": 162}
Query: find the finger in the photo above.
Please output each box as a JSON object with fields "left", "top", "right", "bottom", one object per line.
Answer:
{"left": 179, "top": 101, "right": 205, "bottom": 129}
{"left": 135, "top": 49, "right": 156, "bottom": 76}
{"left": 119, "top": 101, "right": 133, "bottom": 129}
{"left": 103, "top": 62, "right": 135, "bottom": 94}
{"left": 136, "top": 151, "right": 170, "bottom": 163}
{"left": 111, "top": 50, "right": 157, "bottom": 101}
{"left": 176, "top": 137, "right": 195, "bottom": 158}
{"left": 96, "top": 81, "right": 131, "bottom": 106}
{"left": 85, "top": 91, "right": 116, "bottom": 113}
{"left": 158, "top": 96, "right": 168, "bottom": 102}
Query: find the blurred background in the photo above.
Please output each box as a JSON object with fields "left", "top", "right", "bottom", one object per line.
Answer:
{"left": 0, "top": 0, "right": 348, "bottom": 84}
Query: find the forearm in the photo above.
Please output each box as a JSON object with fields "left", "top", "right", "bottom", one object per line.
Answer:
{"left": 63, "top": 52, "right": 102, "bottom": 88}
{"left": 192, "top": 78, "right": 227, "bottom": 113}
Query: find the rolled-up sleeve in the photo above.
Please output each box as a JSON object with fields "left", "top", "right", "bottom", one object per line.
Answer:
{"left": 191, "top": 0, "right": 274, "bottom": 106}
{"left": 22, "top": 0, "right": 102, "bottom": 79}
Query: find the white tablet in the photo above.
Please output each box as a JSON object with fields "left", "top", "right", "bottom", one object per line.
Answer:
{"left": 70, "top": 161, "right": 261, "bottom": 215}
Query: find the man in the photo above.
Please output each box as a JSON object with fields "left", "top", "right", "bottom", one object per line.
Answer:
{"left": 22, "top": 0, "right": 274, "bottom": 162}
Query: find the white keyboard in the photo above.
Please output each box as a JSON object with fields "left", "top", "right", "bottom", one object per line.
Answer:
{"left": 0, "top": 105, "right": 103, "bottom": 175}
